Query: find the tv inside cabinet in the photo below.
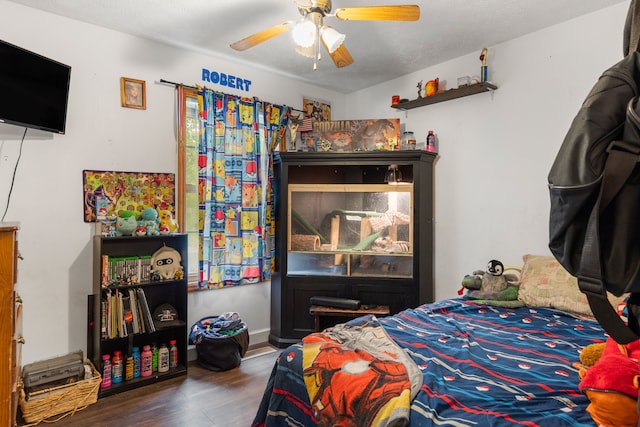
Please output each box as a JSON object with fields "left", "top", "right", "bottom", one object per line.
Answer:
{"left": 270, "top": 151, "right": 435, "bottom": 348}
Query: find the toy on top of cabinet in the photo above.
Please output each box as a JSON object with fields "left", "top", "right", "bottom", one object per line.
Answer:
{"left": 141, "top": 208, "right": 160, "bottom": 236}
{"left": 157, "top": 207, "right": 179, "bottom": 234}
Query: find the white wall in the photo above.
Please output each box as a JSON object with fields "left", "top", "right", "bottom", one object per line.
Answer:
{"left": 0, "top": 0, "right": 630, "bottom": 365}
{"left": 0, "top": 0, "right": 345, "bottom": 364}
{"left": 347, "top": 2, "right": 628, "bottom": 300}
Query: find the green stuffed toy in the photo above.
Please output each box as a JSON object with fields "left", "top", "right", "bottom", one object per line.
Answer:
{"left": 460, "top": 260, "right": 523, "bottom": 307}
{"left": 115, "top": 210, "right": 138, "bottom": 236}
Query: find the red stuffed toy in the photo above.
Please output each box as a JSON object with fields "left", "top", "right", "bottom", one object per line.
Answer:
{"left": 579, "top": 337, "right": 640, "bottom": 427}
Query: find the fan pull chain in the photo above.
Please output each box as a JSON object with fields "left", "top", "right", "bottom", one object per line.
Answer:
{"left": 314, "top": 23, "right": 320, "bottom": 71}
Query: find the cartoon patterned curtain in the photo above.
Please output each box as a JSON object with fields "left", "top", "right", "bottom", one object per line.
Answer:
{"left": 197, "top": 89, "right": 288, "bottom": 289}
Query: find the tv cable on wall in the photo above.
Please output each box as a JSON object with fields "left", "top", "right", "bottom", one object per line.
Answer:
{"left": 1, "top": 127, "right": 26, "bottom": 222}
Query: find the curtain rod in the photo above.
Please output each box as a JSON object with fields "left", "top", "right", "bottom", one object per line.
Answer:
{"left": 159, "top": 78, "right": 292, "bottom": 112}
{"left": 159, "top": 79, "right": 198, "bottom": 90}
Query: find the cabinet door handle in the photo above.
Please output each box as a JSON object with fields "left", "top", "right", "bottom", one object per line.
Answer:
{"left": 15, "top": 295, "right": 22, "bottom": 304}
{"left": 17, "top": 336, "right": 25, "bottom": 344}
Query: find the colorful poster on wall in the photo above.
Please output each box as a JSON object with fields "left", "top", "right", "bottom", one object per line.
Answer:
{"left": 83, "top": 170, "right": 175, "bottom": 222}
{"left": 308, "top": 118, "right": 401, "bottom": 152}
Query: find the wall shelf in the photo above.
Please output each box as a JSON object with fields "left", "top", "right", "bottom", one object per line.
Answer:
{"left": 390, "top": 82, "right": 498, "bottom": 110}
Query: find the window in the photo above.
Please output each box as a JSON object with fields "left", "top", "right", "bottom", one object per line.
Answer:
{"left": 178, "top": 88, "right": 200, "bottom": 289}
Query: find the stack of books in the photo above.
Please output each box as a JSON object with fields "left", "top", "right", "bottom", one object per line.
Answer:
{"left": 101, "top": 288, "right": 155, "bottom": 339}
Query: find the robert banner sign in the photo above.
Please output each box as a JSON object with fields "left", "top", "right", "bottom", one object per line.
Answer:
{"left": 201, "top": 68, "right": 252, "bottom": 92}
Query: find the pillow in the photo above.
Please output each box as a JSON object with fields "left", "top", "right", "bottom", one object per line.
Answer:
{"left": 517, "top": 254, "right": 627, "bottom": 317}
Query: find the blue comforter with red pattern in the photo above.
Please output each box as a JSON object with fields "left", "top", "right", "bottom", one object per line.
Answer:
{"left": 252, "top": 298, "right": 605, "bottom": 427}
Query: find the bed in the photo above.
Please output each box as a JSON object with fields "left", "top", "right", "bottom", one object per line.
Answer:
{"left": 252, "top": 255, "right": 619, "bottom": 427}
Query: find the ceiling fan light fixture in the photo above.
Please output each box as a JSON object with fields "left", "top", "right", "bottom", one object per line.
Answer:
{"left": 295, "top": 43, "right": 316, "bottom": 58}
{"left": 292, "top": 19, "right": 317, "bottom": 48}
{"left": 321, "top": 26, "right": 345, "bottom": 54}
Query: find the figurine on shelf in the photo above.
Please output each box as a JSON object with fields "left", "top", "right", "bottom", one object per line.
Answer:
{"left": 159, "top": 224, "right": 170, "bottom": 235}
{"left": 480, "top": 47, "right": 488, "bottom": 82}
{"left": 141, "top": 207, "right": 160, "bottom": 236}
{"left": 287, "top": 113, "right": 299, "bottom": 151}
{"left": 150, "top": 245, "right": 183, "bottom": 280}
{"left": 157, "top": 207, "right": 179, "bottom": 233}
{"left": 416, "top": 80, "right": 423, "bottom": 98}
{"left": 115, "top": 210, "right": 138, "bottom": 236}
{"left": 425, "top": 78, "right": 439, "bottom": 97}
{"left": 135, "top": 223, "right": 147, "bottom": 236}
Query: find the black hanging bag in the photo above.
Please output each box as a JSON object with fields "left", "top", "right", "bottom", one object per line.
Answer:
{"left": 548, "top": 1, "right": 640, "bottom": 345}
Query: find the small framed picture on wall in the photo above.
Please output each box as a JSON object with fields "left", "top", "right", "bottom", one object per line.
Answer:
{"left": 121, "top": 77, "right": 146, "bottom": 109}
{"left": 302, "top": 96, "right": 331, "bottom": 121}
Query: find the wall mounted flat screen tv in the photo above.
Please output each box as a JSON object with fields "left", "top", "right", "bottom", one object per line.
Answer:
{"left": 0, "top": 39, "right": 71, "bottom": 134}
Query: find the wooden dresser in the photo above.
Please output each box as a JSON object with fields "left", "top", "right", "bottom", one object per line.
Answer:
{"left": 0, "top": 223, "right": 21, "bottom": 427}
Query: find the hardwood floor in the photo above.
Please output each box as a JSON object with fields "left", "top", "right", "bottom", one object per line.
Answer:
{"left": 18, "top": 346, "right": 281, "bottom": 427}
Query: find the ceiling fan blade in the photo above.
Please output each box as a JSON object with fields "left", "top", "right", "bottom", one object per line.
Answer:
{"left": 230, "top": 21, "right": 293, "bottom": 51}
{"left": 322, "top": 41, "right": 354, "bottom": 68}
{"left": 335, "top": 5, "right": 420, "bottom": 21}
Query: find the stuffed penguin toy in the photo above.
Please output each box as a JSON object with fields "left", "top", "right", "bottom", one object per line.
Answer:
{"left": 461, "top": 260, "right": 521, "bottom": 304}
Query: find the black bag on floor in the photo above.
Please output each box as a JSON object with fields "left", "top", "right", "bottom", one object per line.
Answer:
{"left": 188, "top": 314, "right": 249, "bottom": 371}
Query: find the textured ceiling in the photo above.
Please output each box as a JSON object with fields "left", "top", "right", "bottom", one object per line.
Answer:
{"left": 8, "top": 0, "right": 629, "bottom": 93}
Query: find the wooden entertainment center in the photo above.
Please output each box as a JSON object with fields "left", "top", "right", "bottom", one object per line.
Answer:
{"left": 269, "top": 151, "right": 435, "bottom": 347}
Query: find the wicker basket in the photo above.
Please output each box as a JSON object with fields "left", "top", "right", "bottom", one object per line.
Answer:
{"left": 19, "top": 360, "right": 101, "bottom": 425}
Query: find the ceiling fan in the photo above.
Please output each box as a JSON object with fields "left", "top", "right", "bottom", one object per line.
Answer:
{"left": 229, "top": 0, "right": 420, "bottom": 70}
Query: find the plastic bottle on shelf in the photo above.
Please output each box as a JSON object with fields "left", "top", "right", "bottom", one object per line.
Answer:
{"left": 101, "top": 354, "right": 112, "bottom": 389}
{"left": 169, "top": 339, "right": 179, "bottom": 369}
{"left": 111, "top": 350, "right": 123, "bottom": 384}
{"left": 402, "top": 131, "right": 416, "bottom": 150}
{"left": 132, "top": 346, "right": 141, "bottom": 378}
{"left": 151, "top": 342, "right": 158, "bottom": 372}
{"left": 141, "top": 345, "right": 153, "bottom": 377}
{"left": 125, "top": 355, "right": 134, "bottom": 381}
{"left": 158, "top": 343, "right": 170, "bottom": 373}
{"left": 426, "top": 130, "right": 436, "bottom": 152}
